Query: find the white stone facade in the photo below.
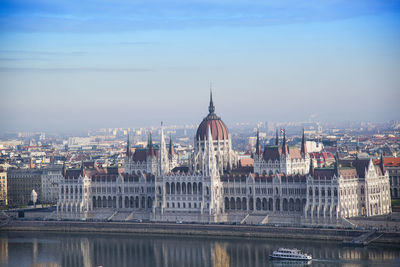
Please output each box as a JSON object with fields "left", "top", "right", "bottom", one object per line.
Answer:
{"left": 41, "top": 166, "right": 63, "bottom": 204}
{"left": 56, "top": 96, "right": 392, "bottom": 225}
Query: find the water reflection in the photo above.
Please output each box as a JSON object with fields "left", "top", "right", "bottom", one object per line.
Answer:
{"left": 0, "top": 231, "right": 399, "bottom": 267}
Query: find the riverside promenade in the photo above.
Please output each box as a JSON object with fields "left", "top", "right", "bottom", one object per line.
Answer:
{"left": 2, "top": 219, "right": 400, "bottom": 245}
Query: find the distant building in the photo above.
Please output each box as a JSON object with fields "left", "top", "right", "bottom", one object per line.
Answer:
{"left": 373, "top": 156, "right": 400, "bottom": 199}
{"left": 0, "top": 169, "right": 6, "bottom": 206}
{"left": 41, "top": 166, "right": 63, "bottom": 204}
{"left": 7, "top": 169, "right": 42, "bottom": 207}
{"left": 309, "top": 152, "right": 335, "bottom": 168}
{"left": 306, "top": 141, "right": 323, "bottom": 153}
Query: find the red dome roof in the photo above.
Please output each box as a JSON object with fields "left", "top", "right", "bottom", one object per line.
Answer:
{"left": 196, "top": 116, "right": 229, "bottom": 141}
{"left": 195, "top": 91, "right": 229, "bottom": 141}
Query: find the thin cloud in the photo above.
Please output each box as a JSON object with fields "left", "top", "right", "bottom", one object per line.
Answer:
{"left": 0, "top": 67, "right": 152, "bottom": 72}
{"left": 0, "top": 50, "right": 87, "bottom": 56}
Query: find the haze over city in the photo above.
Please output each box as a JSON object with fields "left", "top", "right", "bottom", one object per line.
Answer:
{"left": 1, "top": 0, "right": 400, "bottom": 133}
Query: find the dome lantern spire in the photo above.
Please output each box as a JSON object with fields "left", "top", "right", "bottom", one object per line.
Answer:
{"left": 208, "top": 85, "right": 215, "bottom": 114}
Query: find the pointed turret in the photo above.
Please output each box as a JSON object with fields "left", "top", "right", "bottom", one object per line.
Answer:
{"left": 148, "top": 132, "right": 153, "bottom": 148}
{"left": 275, "top": 129, "right": 279, "bottom": 146}
{"left": 334, "top": 152, "right": 339, "bottom": 177}
{"left": 356, "top": 136, "right": 360, "bottom": 152}
{"left": 208, "top": 89, "right": 215, "bottom": 114}
{"left": 168, "top": 134, "right": 175, "bottom": 158}
{"left": 255, "top": 129, "right": 261, "bottom": 157}
{"left": 147, "top": 132, "right": 155, "bottom": 157}
{"left": 301, "top": 128, "right": 307, "bottom": 155}
{"left": 159, "top": 123, "right": 168, "bottom": 175}
{"left": 62, "top": 161, "right": 66, "bottom": 176}
{"left": 206, "top": 125, "right": 216, "bottom": 176}
{"left": 282, "top": 129, "right": 288, "bottom": 155}
{"left": 379, "top": 153, "right": 385, "bottom": 175}
{"left": 309, "top": 158, "right": 314, "bottom": 176}
{"left": 126, "top": 134, "right": 131, "bottom": 160}
{"left": 80, "top": 160, "right": 84, "bottom": 176}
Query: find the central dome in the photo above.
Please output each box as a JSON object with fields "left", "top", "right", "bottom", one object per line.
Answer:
{"left": 195, "top": 92, "right": 229, "bottom": 141}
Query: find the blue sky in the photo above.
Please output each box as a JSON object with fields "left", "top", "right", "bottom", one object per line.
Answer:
{"left": 1, "top": 1, "right": 400, "bottom": 133}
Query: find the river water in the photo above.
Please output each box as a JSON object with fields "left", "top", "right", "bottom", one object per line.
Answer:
{"left": 0, "top": 231, "right": 399, "bottom": 267}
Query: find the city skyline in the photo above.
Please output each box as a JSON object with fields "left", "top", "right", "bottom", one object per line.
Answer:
{"left": 1, "top": 1, "right": 400, "bottom": 133}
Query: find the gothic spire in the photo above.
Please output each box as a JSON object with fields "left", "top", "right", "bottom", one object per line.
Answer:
{"left": 301, "top": 128, "right": 307, "bottom": 155}
{"left": 169, "top": 134, "right": 174, "bottom": 158}
{"left": 334, "top": 151, "right": 339, "bottom": 177}
{"left": 81, "top": 160, "right": 84, "bottom": 176}
{"left": 148, "top": 132, "right": 153, "bottom": 148}
{"left": 208, "top": 88, "right": 215, "bottom": 114}
{"left": 62, "top": 161, "right": 66, "bottom": 176}
{"left": 126, "top": 134, "right": 130, "bottom": 159}
{"left": 255, "top": 129, "right": 261, "bottom": 156}
{"left": 275, "top": 128, "right": 279, "bottom": 146}
{"left": 282, "top": 129, "right": 288, "bottom": 155}
{"left": 380, "top": 153, "right": 385, "bottom": 175}
{"left": 147, "top": 132, "right": 155, "bottom": 157}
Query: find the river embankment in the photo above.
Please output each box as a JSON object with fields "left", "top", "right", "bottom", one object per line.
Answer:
{"left": 1, "top": 220, "right": 400, "bottom": 245}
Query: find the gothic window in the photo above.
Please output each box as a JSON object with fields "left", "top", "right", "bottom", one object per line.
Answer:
{"left": 193, "top": 183, "right": 197, "bottom": 194}
{"left": 171, "top": 183, "right": 175, "bottom": 194}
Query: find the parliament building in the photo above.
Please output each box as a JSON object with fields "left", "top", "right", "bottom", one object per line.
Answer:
{"left": 57, "top": 93, "right": 391, "bottom": 226}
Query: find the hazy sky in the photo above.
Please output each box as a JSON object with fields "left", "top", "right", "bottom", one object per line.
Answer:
{"left": 1, "top": 0, "right": 400, "bottom": 133}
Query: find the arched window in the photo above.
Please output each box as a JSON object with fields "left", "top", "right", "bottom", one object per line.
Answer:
{"left": 171, "top": 182, "right": 175, "bottom": 194}
{"left": 193, "top": 183, "right": 197, "bottom": 194}
{"left": 182, "top": 182, "right": 186, "bottom": 194}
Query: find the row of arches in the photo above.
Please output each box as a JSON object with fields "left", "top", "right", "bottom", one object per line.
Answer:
{"left": 165, "top": 182, "right": 203, "bottom": 195}
{"left": 59, "top": 202, "right": 84, "bottom": 214}
{"left": 61, "top": 185, "right": 83, "bottom": 195}
{"left": 305, "top": 204, "right": 338, "bottom": 218}
{"left": 309, "top": 186, "right": 338, "bottom": 197}
{"left": 225, "top": 197, "right": 306, "bottom": 212}
{"left": 92, "top": 196, "right": 154, "bottom": 210}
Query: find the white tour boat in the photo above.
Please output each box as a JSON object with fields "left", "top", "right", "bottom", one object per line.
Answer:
{"left": 269, "top": 248, "right": 312, "bottom": 261}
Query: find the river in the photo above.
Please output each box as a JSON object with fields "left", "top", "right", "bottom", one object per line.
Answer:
{"left": 0, "top": 231, "right": 399, "bottom": 267}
